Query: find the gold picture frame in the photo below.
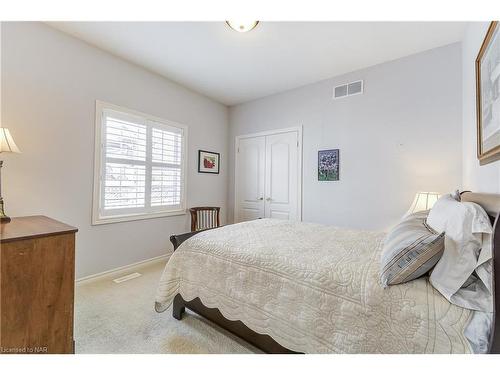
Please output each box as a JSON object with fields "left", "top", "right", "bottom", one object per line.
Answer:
{"left": 476, "top": 21, "right": 500, "bottom": 165}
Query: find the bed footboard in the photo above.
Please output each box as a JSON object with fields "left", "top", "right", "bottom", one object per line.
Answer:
{"left": 168, "top": 228, "right": 298, "bottom": 353}
{"left": 170, "top": 229, "right": 208, "bottom": 251}
{"left": 170, "top": 230, "right": 202, "bottom": 321}
{"left": 171, "top": 293, "right": 299, "bottom": 353}
{"left": 170, "top": 230, "right": 205, "bottom": 321}
{"left": 172, "top": 294, "right": 186, "bottom": 320}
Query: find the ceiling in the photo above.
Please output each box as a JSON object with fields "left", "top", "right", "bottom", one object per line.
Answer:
{"left": 48, "top": 22, "right": 468, "bottom": 106}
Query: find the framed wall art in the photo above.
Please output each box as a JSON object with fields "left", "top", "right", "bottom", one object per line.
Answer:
{"left": 198, "top": 150, "right": 220, "bottom": 174}
{"left": 476, "top": 21, "right": 500, "bottom": 165}
{"left": 318, "top": 149, "right": 339, "bottom": 181}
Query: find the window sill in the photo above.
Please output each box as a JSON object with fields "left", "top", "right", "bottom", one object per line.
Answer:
{"left": 92, "top": 209, "right": 187, "bottom": 226}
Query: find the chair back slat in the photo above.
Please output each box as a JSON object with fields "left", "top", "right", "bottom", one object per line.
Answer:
{"left": 189, "top": 207, "right": 220, "bottom": 231}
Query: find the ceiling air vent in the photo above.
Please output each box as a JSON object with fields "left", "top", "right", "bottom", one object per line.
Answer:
{"left": 333, "top": 80, "right": 364, "bottom": 99}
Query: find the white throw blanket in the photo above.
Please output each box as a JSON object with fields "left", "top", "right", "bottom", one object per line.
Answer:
{"left": 155, "top": 219, "right": 473, "bottom": 353}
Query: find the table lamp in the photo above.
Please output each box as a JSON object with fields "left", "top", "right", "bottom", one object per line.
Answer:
{"left": 406, "top": 191, "right": 440, "bottom": 216}
{"left": 0, "top": 127, "right": 21, "bottom": 223}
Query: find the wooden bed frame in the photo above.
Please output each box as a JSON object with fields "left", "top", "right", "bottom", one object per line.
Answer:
{"left": 169, "top": 192, "right": 500, "bottom": 354}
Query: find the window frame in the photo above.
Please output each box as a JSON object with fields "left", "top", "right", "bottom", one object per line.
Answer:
{"left": 92, "top": 100, "right": 188, "bottom": 225}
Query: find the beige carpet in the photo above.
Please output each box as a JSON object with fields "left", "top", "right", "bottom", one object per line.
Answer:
{"left": 75, "top": 259, "right": 260, "bottom": 354}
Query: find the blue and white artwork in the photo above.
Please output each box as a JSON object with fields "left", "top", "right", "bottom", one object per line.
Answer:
{"left": 318, "top": 149, "right": 339, "bottom": 181}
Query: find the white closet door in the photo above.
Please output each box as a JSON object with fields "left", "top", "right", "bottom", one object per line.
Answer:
{"left": 264, "top": 131, "right": 299, "bottom": 220}
{"left": 235, "top": 136, "right": 266, "bottom": 222}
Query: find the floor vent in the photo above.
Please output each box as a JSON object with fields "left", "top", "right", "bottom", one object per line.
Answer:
{"left": 113, "top": 272, "right": 142, "bottom": 284}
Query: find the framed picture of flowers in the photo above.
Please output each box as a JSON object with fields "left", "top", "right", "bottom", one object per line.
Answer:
{"left": 318, "top": 149, "right": 339, "bottom": 181}
{"left": 198, "top": 150, "right": 220, "bottom": 174}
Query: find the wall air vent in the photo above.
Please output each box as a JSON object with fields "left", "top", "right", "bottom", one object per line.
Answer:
{"left": 333, "top": 80, "right": 364, "bottom": 99}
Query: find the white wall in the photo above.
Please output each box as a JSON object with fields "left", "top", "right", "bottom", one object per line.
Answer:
{"left": 462, "top": 22, "right": 500, "bottom": 193}
{"left": 1, "top": 22, "right": 229, "bottom": 278}
{"left": 1, "top": 22, "right": 475, "bottom": 277}
{"left": 228, "top": 43, "right": 463, "bottom": 231}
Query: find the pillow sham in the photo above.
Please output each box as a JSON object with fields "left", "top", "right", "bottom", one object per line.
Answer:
{"left": 427, "top": 194, "right": 493, "bottom": 312}
{"left": 380, "top": 211, "right": 444, "bottom": 287}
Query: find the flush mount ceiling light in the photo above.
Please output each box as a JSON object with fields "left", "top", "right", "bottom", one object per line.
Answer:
{"left": 225, "top": 20, "right": 259, "bottom": 33}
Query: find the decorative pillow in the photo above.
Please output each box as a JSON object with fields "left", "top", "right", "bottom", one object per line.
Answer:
{"left": 427, "top": 194, "right": 493, "bottom": 312}
{"left": 380, "top": 211, "right": 445, "bottom": 287}
{"left": 451, "top": 189, "right": 461, "bottom": 202}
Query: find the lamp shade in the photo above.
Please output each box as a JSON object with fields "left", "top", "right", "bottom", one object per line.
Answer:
{"left": 407, "top": 192, "right": 440, "bottom": 215}
{"left": 0, "top": 128, "right": 21, "bottom": 153}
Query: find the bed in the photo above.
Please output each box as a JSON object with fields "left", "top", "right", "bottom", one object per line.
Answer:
{"left": 155, "top": 192, "right": 500, "bottom": 354}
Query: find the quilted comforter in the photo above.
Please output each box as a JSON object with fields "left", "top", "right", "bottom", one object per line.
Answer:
{"left": 155, "top": 219, "right": 473, "bottom": 353}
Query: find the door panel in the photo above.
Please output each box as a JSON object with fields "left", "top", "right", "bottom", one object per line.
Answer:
{"left": 269, "top": 142, "right": 290, "bottom": 204}
{"left": 235, "top": 136, "right": 265, "bottom": 222}
{"left": 265, "top": 131, "right": 299, "bottom": 221}
{"left": 268, "top": 209, "right": 290, "bottom": 220}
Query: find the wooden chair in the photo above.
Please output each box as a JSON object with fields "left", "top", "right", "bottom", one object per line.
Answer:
{"left": 189, "top": 207, "right": 220, "bottom": 231}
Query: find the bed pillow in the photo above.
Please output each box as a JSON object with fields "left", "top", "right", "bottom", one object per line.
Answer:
{"left": 380, "top": 211, "right": 444, "bottom": 287}
{"left": 426, "top": 194, "right": 493, "bottom": 312}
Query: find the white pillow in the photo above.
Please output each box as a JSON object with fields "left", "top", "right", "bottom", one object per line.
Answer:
{"left": 426, "top": 194, "right": 493, "bottom": 312}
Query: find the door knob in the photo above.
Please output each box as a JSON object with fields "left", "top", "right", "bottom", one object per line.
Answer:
{"left": 266, "top": 197, "right": 272, "bottom": 201}
{"left": 257, "top": 197, "right": 263, "bottom": 200}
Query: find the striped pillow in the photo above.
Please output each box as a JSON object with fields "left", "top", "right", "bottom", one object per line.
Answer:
{"left": 380, "top": 211, "right": 445, "bottom": 287}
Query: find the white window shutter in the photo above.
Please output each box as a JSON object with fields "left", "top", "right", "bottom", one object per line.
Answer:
{"left": 94, "top": 103, "right": 187, "bottom": 223}
{"left": 150, "top": 124, "right": 184, "bottom": 208}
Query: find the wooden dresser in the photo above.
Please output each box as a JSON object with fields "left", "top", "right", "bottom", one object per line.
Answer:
{"left": 0, "top": 216, "right": 77, "bottom": 354}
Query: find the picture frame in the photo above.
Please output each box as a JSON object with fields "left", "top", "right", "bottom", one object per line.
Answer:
{"left": 318, "top": 149, "right": 339, "bottom": 181}
{"left": 198, "top": 150, "right": 220, "bottom": 174}
{"left": 476, "top": 21, "right": 500, "bottom": 165}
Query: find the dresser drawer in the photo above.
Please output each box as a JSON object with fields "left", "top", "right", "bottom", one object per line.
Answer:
{"left": 1, "top": 216, "right": 77, "bottom": 354}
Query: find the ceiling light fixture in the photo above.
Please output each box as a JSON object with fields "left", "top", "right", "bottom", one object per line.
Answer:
{"left": 225, "top": 21, "right": 259, "bottom": 33}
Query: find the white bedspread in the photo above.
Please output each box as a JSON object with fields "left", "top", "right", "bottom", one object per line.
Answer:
{"left": 155, "top": 219, "right": 473, "bottom": 353}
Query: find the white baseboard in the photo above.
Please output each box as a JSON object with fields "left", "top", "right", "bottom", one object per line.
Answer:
{"left": 76, "top": 254, "right": 170, "bottom": 285}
